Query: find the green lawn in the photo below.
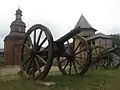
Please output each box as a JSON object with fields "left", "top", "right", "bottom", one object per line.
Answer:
{"left": 0, "top": 68, "right": 120, "bottom": 90}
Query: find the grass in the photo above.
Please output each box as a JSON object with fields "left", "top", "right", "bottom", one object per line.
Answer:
{"left": 0, "top": 68, "right": 120, "bottom": 90}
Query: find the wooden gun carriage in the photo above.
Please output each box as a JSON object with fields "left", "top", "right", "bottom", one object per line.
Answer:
{"left": 20, "top": 24, "right": 91, "bottom": 80}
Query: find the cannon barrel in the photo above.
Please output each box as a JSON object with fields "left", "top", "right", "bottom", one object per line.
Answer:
{"left": 56, "top": 26, "right": 82, "bottom": 43}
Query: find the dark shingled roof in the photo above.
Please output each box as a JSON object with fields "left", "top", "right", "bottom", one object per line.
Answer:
{"left": 86, "top": 33, "right": 112, "bottom": 40}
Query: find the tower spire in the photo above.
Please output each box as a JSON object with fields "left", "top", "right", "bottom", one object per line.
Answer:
{"left": 10, "top": 8, "right": 26, "bottom": 33}
{"left": 15, "top": 8, "right": 22, "bottom": 20}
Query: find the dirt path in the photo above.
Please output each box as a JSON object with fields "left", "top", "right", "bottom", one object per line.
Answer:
{"left": 0, "top": 66, "right": 20, "bottom": 76}
{"left": 0, "top": 66, "right": 59, "bottom": 76}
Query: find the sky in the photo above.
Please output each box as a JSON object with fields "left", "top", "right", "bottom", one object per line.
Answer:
{"left": 0, "top": 0, "right": 120, "bottom": 48}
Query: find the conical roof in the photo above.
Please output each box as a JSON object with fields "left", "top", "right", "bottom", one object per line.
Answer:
{"left": 75, "top": 15, "right": 97, "bottom": 31}
{"left": 75, "top": 15, "right": 92, "bottom": 28}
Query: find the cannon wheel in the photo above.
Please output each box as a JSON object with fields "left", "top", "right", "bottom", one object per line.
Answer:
{"left": 107, "top": 52, "right": 120, "bottom": 69}
{"left": 57, "top": 35, "right": 91, "bottom": 75}
{"left": 91, "top": 46, "right": 110, "bottom": 69}
{"left": 20, "top": 24, "right": 53, "bottom": 80}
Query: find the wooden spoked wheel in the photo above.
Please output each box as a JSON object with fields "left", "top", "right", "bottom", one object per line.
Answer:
{"left": 57, "top": 35, "right": 91, "bottom": 76}
{"left": 91, "top": 46, "right": 110, "bottom": 68}
{"left": 20, "top": 24, "right": 53, "bottom": 80}
{"left": 107, "top": 52, "right": 120, "bottom": 69}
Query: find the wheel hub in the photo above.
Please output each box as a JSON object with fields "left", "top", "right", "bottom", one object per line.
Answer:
{"left": 67, "top": 52, "right": 74, "bottom": 61}
{"left": 30, "top": 49, "right": 36, "bottom": 57}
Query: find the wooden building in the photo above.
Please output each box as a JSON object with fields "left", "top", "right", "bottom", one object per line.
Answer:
{"left": 4, "top": 9, "right": 26, "bottom": 65}
{"left": 74, "top": 15, "right": 112, "bottom": 49}
{"left": 86, "top": 33, "right": 112, "bottom": 49}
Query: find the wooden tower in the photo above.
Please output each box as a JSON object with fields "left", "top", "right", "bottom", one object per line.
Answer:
{"left": 4, "top": 9, "right": 26, "bottom": 65}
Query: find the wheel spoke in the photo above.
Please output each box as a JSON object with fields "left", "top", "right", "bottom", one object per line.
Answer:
{"left": 35, "top": 57, "right": 41, "bottom": 73}
{"left": 26, "top": 57, "right": 33, "bottom": 74}
{"left": 72, "top": 58, "right": 78, "bottom": 74}
{"left": 74, "top": 41, "right": 81, "bottom": 53}
{"left": 23, "top": 56, "right": 32, "bottom": 66}
{"left": 36, "top": 55, "right": 46, "bottom": 64}
{"left": 24, "top": 44, "right": 31, "bottom": 50}
{"left": 111, "top": 61, "right": 115, "bottom": 67}
{"left": 29, "top": 38, "right": 34, "bottom": 48}
{"left": 72, "top": 39, "right": 75, "bottom": 51}
{"left": 36, "top": 56, "right": 45, "bottom": 69}
{"left": 74, "top": 48, "right": 86, "bottom": 56}
{"left": 38, "top": 37, "right": 47, "bottom": 50}
{"left": 32, "top": 58, "right": 36, "bottom": 77}
{"left": 63, "top": 60, "right": 69, "bottom": 70}
{"left": 67, "top": 40, "right": 72, "bottom": 51}
{"left": 112, "top": 59, "right": 119, "bottom": 64}
{"left": 74, "top": 57, "right": 81, "bottom": 65}
{"left": 23, "top": 52, "right": 30, "bottom": 55}
{"left": 112, "top": 58, "right": 119, "bottom": 65}
{"left": 36, "top": 30, "right": 42, "bottom": 47}
{"left": 111, "top": 54, "right": 116, "bottom": 58}
{"left": 60, "top": 58, "right": 67, "bottom": 63}
{"left": 69, "top": 61, "right": 72, "bottom": 75}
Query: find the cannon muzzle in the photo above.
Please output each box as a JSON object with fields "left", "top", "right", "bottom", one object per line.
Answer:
{"left": 56, "top": 26, "right": 82, "bottom": 43}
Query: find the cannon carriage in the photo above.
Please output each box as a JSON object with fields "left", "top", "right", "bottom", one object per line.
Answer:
{"left": 20, "top": 24, "right": 91, "bottom": 80}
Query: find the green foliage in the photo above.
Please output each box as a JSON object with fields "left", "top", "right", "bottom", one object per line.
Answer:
{"left": 109, "top": 34, "right": 120, "bottom": 46}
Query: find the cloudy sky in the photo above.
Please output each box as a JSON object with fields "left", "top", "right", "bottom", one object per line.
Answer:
{"left": 0, "top": 0, "right": 120, "bottom": 48}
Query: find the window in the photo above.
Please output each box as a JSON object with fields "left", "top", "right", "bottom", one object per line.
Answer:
{"left": 92, "top": 41, "right": 95, "bottom": 45}
{"left": 88, "top": 42, "right": 91, "bottom": 45}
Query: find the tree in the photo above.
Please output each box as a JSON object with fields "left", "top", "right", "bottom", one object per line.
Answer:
{"left": 109, "top": 34, "right": 120, "bottom": 46}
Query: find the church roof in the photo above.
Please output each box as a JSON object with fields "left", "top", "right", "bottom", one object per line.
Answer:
{"left": 75, "top": 15, "right": 97, "bottom": 31}
{"left": 11, "top": 8, "right": 25, "bottom": 26}
{"left": 4, "top": 33, "right": 25, "bottom": 41}
{"left": 11, "top": 20, "right": 25, "bottom": 26}
{"left": 86, "top": 33, "right": 112, "bottom": 40}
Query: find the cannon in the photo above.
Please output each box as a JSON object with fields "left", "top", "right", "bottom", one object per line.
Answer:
{"left": 89, "top": 45, "right": 120, "bottom": 69}
{"left": 20, "top": 24, "right": 91, "bottom": 80}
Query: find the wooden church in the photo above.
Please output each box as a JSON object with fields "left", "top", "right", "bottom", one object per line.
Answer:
{"left": 4, "top": 9, "right": 26, "bottom": 65}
